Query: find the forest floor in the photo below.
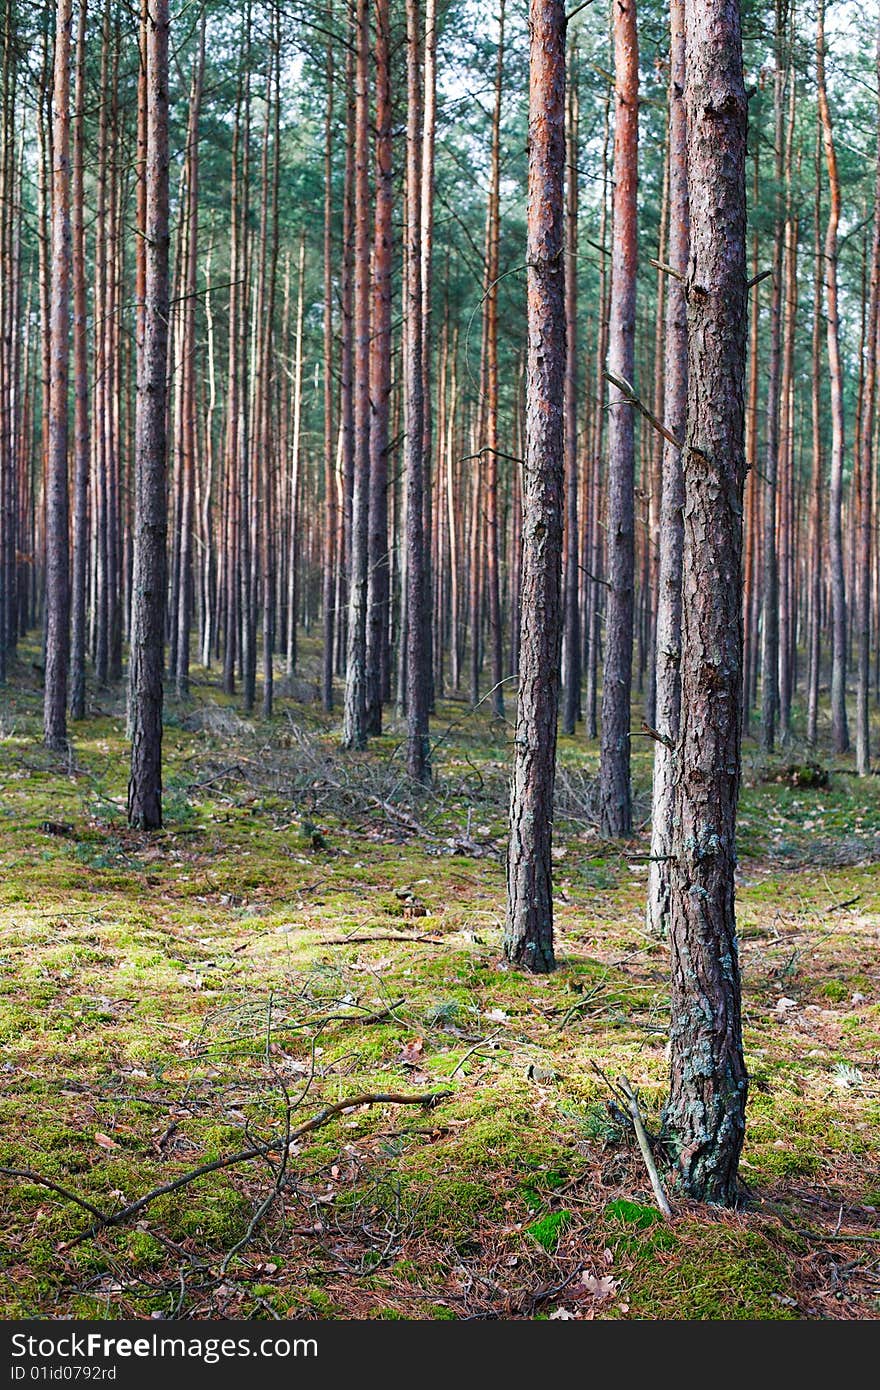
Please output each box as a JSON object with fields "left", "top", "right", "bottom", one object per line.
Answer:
{"left": 0, "top": 639, "right": 879, "bottom": 1321}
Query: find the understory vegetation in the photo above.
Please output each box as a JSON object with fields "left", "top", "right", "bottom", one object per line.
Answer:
{"left": 0, "top": 641, "right": 878, "bottom": 1320}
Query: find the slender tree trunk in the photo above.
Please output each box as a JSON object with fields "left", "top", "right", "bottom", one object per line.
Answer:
{"left": 584, "top": 91, "right": 611, "bottom": 742}
{"left": 760, "top": 1, "right": 786, "bottom": 755}
{"left": 742, "top": 137, "right": 761, "bottom": 732}
{"left": 806, "top": 135, "right": 823, "bottom": 747}
{"left": 645, "top": 120, "right": 670, "bottom": 733}
{"left": 44, "top": 0, "right": 73, "bottom": 750}
{"left": 285, "top": 232, "right": 306, "bottom": 679}
{"left": 562, "top": 42, "right": 580, "bottom": 736}
{"left": 504, "top": 0, "right": 565, "bottom": 973}
{"left": 421, "top": 0, "right": 437, "bottom": 713}
{"left": 857, "top": 16, "right": 880, "bottom": 775}
{"left": 646, "top": 0, "right": 688, "bottom": 937}
{"left": 777, "top": 46, "right": 797, "bottom": 741}
{"left": 175, "top": 19, "right": 204, "bottom": 700}
{"left": 404, "top": 0, "right": 430, "bottom": 783}
{"left": 337, "top": 16, "right": 355, "bottom": 679}
{"left": 599, "top": 0, "right": 638, "bottom": 837}
{"left": 484, "top": 0, "right": 505, "bottom": 719}
{"left": 817, "top": 0, "right": 849, "bottom": 754}
{"left": 260, "top": 19, "right": 281, "bottom": 719}
{"left": 366, "top": 0, "right": 392, "bottom": 734}
{"left": 321, "top": 31, "right": 336, "bottom": 712}
{"left": 69, "top": 0, "right": 88, "bottom": 721}
{"left": 128, "top": 0, "right": 169, "bottom": 830}
{"left": 663, "top": 0, "right": 749, "bottom": 1206}
{"left": 341, "top": 0, "right": 371, "bottom": 750}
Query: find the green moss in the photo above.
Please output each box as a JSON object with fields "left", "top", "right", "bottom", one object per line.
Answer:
{"left": 525, "top": 1209, "right": 571, "bottom": 1252}
{"left": 620, "top": 1224, "right": 799, "bottom": 1320}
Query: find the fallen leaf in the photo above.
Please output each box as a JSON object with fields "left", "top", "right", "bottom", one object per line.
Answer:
{"left": 485, "top": 1008, "right": 509, "bottom": 1025}
{"left": 94, "top": 1132, "right": 119, "bottom": 1151}
{"left": 399, "top": 1037, "right": 425, "bottom": 1065}
{"left": 579, "top": 1272, "right": 619, "bottom": 1300}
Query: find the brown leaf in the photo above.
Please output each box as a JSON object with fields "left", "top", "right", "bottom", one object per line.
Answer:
{"left": 94, "top": 1132, "right": 119, "bottom": 1151}
{"left": 399, "top": 1037, "right": 425, "bottom": 1065}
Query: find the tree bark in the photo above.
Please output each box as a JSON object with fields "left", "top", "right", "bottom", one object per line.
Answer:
{"left": 817, "top": 0, "right": 849, "bottom": 755}
{"left": 341, "top": 0, "right": 371, "bottom": 750}
{"left": 404, "top": 0, "right": 430, "bottom": 784}
{"left": 128, "top": 0, "right": 170, "bottom": 830}
{"left": 663, "top": 0, "right": 749, "bottom": 1206}
{"left": 646, "top": 0, "right": 687, "bottom": 937}
{"left": 562, "top": 41, "right": 580, "bottom": 737}
{"left": 366, "top": 0, "right": 392, "bottom": 735}
{"left": 484, "top": 0, "right": 506, "bottom": 719}
{"left": 503, "top": 0, "right": 565, "bottom": 974}
{"left": 69, "top": 0, "right": 88, "bottom": 721}
{"left": 857, "top": 16, "right": 880, "bottom": 776}
{"left": 44, "top": 0, "right": 73, "bottom": 751}
{"left": 759, "top": 0, "right": 786, "bottom": 755}
{"left": 321, "top": 27, "right": 336, "bottom": 712}
{"left": 806, "top": 128, "right": 824, "bottom": 748}
{"left": 175, "top": 17, "right": 204, "bottom": 701}
{"left": 599, "top": 0, "right": 638, "bottom": 837}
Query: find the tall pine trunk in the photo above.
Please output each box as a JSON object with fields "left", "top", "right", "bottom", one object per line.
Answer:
{"left": 503, "top": 0, "right": 565, "bottom": 973}
{"left": 44, "top": 0, "right": 73, "bottom": 750}
{"left": 817, "top": 0, "right": 849, "bottom": 755}
{"left": 128, "top": 0, "right": 169, "bottom": 830}
{"left": 857, "top": 17, "right": 880, "bottom": 775}
{"left": 69, "top": 0, "right": 88, "bottom": 721}
{"left": 599, "top": 0, "right": 638, "bottom": 837}
{"left": 341, "top": 0, "right": 371, "bottom": 750}
{"left": 759, "top": 1, "right": 786, "bottom": 754}
{"left": 646, "top": 0, "right": 687, "bottom": 937}
{"left": 663, "top": 0, "right": 749, "bottom": 1205}
{"left": 562, "top": 43, "right": 580, "bottom": 737}
{"left": 366, "top": 0, "right": 392, "bottom": 734}
{"left": 404, "top": 0, "right": 430, "bottom": 784}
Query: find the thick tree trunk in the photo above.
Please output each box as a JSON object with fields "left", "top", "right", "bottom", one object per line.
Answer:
{"left": 599, "top": 0, "right": 638, "bottom": 838}
{"left": 44, "top": 0, "right": 73, "bottom": 751}
{"left": 128, "top": 0, "right": 170, "bottom": 830}
{"left": 663, "top": 0, "right": 749, "bottom": 1206}
{"left": 503, "top": 0, "right": 565, "bottom": 974}
{"left": 646, "top": 0, "right": 687, "bottom": 937}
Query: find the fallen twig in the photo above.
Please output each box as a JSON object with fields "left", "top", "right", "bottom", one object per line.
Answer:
{"left": 617, "top": 1075, "right": 673, "bottom": 1220}
{"left": 451, "top": 1030, "right": 502, "bottom": 1078}
{"left": 316, "top": 932, "right": 446, "bottom": 946}
{"left": 0, "top": 1090, "right": 450, "bottom": 1244}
